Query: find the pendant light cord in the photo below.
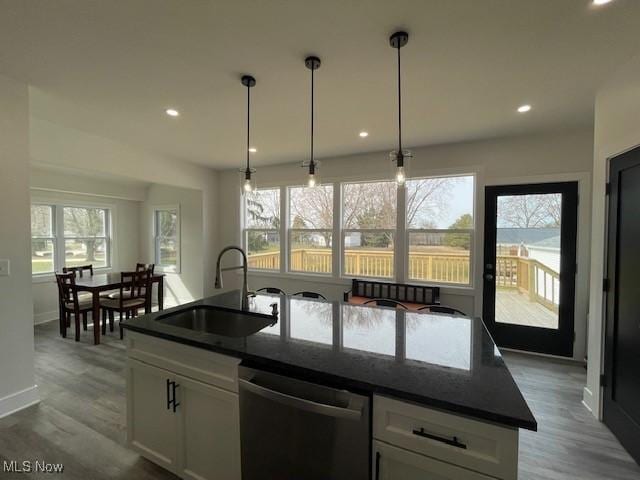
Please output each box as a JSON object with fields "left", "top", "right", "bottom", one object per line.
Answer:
{"left": 310, "top": 66, "right": 315, "bottom": 169}
{"left": 397, "top": 44, "right": 402, "bottom": 154}
{"left": 246, "top": 84, "right": 251, "bottom": 173}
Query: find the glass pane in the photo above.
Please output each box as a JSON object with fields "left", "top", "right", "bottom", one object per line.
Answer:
{"left": 289, "top": 185, "right": 333, "bottom": 229}
{"left": 247, "top": 231, "right": 280, "bottom": 270}
{"left": 157, "top": 237, "right": 178, "bottom": 270}
{"left": 408, "top": 232, "right": 471, "bottom": 284}
{"left": 31, "top": 205, "right": 53, "bottom": 237}
{"left": 245, "top": 189, "right": 280, "bottom": 229}
{"left": 65, "top": 238, "right": 107, "bottom": 268}
{"left": 32, "top": 239, "right": 54, "bottom": 274}
{"left": 406, "top": 175, "right": 474, "bottom": 229}
{"left": 156, "top": 209, "right": 177, "bottom": 237}
{"left": 289, "top": 297, "right": 333, "bottom": 345}
{"left": 342, "top": 181, "right": 396, "bottom": 229}
{"left": 344, "top": 231, "right": 394, "bottom": 279}
{"left": 64, "top": 207, "right": 106, "bottom": 237}
{"left": 495, "top": 193, "right": 561, "bottom": 329}
{"left": 290, "top": 231, "right": 332, "bottom": 274}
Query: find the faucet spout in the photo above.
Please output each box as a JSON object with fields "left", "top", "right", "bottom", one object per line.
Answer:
{"left": 215, "top": 245, "right": 250, "bottom": 310}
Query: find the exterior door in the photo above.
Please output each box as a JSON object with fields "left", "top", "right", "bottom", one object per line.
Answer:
{"left": 603, "top": 146, "right": 640, "bottom": 465}
{"left": 483, "top": 182, "right": 578, "bottom": 357}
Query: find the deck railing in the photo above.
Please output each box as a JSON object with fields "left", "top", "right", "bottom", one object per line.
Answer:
{"left": 248, "top": 249, "right": 559, "bottom": 312}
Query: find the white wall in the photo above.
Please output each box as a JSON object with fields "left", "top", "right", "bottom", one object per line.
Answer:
{"left": 0, "top": 75, "right": 38, "bottom": 417}
{"left": 30, "top": 185, "right": 141, "bottom": 324}
{"left": 29, "top": 116, "right": 219, "bottom": 296}
{"left": 140, "top": 184, "right": 204, "bottom": 306}
{"left": 218, "top": 127, "right": 593, "bottom": 361}
{"left": 584, "top": 52, "right": 640, "bottom": 417}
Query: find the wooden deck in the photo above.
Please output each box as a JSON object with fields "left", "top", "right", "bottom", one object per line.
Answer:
{"left": 496, "top": 289, "right": 558, "bottom": 329}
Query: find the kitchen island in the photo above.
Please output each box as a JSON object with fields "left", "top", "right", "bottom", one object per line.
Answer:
{"left": 123, "top": 290, "right": 536, "bottom": 480}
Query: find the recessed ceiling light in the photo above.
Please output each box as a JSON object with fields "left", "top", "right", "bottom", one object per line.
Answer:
{"left": 165, "top": 108, "right": 180, "bottom": 117}
{"left": 592, "top": 0, "right": 613, "bottom": 5}
{"left": 359, "top": 131, "right": 369, "bottom": 138}
{"left": 517, "top": 104, "right": 532, "bottom": 113}
{"left": 248, "top": 147, "right": 257, "bottom": 153}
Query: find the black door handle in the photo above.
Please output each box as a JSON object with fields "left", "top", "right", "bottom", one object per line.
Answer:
{"left": 171, "top": 382, "right": 180, "bottom": 412}
{"left": 412, "top": 427, "right": 467, "bottom": 449}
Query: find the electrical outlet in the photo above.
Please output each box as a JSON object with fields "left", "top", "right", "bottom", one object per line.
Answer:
{"left": 0, "top": 259, "right": 10, "bottom": 276}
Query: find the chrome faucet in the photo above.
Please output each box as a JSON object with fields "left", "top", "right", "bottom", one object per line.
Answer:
{"left": 215, "top": 245, "right": 252, "bottom": 310}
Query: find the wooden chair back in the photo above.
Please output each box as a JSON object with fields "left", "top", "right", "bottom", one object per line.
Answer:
{"left": 136, "top": 263, "right": 155, "bottom": 274}
{"left": 55, "top": 272, "right": 79, "bottom": 311}
{"left": 119, "top": 270, "right": 152, "bottom": 308}
{"left": 63, "top": 264, "right": 94, "bottom": 278}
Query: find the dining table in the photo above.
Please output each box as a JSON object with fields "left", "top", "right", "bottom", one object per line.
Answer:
{"left": 72, "top": 272, "right": 165, "bottom": 345}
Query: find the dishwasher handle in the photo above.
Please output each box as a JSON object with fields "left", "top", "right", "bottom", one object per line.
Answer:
{"left": 239, "top": 377, "right": 363, "bottom": 421}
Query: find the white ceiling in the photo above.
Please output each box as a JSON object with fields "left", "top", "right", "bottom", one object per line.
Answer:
{"left": 1, "top": 0, "right": 639, "bottom": 170}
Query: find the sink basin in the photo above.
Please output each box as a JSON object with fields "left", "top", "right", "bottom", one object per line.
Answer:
{"left": 156, "top": 305, "right": 277, "bottom": 337}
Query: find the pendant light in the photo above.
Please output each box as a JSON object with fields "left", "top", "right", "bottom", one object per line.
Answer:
{"left": 389, "top": 31, "right": 411, "bottom": 186}
{"left": 304, "top": 56, "right": 321, "bottom": 187}
{"left": 240, "top": 75, "right": 257, "bottom": 194}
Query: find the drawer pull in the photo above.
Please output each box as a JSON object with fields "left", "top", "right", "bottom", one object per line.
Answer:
{"left": 412, "top": 427, "right": 467, "bottom": 449}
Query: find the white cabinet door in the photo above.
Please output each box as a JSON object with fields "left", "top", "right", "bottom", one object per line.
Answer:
{"left": 373, "top": 441, "right": 495, "bottom": 480}
{"left": 176, "top": 374, "right": 241, "bottom": 480}
{"left": 127, "top": 359, "right": 179, "bottom": 474}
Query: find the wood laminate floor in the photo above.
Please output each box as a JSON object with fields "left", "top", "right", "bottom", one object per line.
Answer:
{"left": 0, "top": 321, "right": 639, "bottom": 479}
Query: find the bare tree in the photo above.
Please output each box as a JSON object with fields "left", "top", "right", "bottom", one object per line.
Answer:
{"left": 497, "top": 194, "right": 560, "bottom": 228}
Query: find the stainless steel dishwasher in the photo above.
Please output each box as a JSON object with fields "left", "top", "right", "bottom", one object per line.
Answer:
{"left": 238, "top": 366, "right": 370, "bottom": 480}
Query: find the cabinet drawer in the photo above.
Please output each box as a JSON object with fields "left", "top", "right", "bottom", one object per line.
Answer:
{"left": 126, "top": 331, "right": 241, "bottom": 392}
{"left": 374, "top": 440, "right": 495, "bottom": 480}
{"left": 373, "top": 396, "right": 518, "bottom": 480}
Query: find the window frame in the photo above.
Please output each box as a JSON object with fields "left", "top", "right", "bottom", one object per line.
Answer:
{"left": 237, "top": 172, "right": 477, "bottom": 290}
{"left": 30, "top": 203, "right": 57, "bottom": 276}
{"left": 242, "top": 188, "right": 282, "bottom": 272}
{"left": 285, "top": 184, "right": 334, "bottom": 276}
{"left": 31, "top": 201, "right": 115, "bottom": 278}
{"left": 340, "top": 179, "right": 398, "bottom": 281}
{"left": 153, "top": 205, "right": 181, "bottom": 274}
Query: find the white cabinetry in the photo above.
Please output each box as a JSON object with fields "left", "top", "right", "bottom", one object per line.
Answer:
{"left": 373, "top": 395, "right": 519, "bottom": 480}
{"left": 126, "top": 332, "right": 242, "bottom": 480}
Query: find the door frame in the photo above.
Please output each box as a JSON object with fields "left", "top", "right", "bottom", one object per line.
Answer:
{"left": 483, "top": 182, "right": 578, "bottom": 357}
{"left": 603, "top": 147, "right": 640, "bottom": 464}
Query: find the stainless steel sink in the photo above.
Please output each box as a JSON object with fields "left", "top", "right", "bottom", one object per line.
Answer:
{"left": 156, "top": 305, "right": 277, "bottom": 337}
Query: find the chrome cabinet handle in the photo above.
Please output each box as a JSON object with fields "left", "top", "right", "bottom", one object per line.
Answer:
{"left": 238, "top": 378, "right": 362, "bottom": 420}
{"left": 412, "top": 427, "right": 467, "bottom": 449}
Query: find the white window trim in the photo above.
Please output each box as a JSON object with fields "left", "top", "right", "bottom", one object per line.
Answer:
{"left": 31, "top": 200, "right": 115, "bottom": 280}
{"left": 153, "top": 204, "right": 181, "bottom": 274}
{"left": 240, "top": 172, "right": 477, "bottom": 290}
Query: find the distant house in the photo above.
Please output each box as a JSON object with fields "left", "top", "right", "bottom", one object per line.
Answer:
{"left": 496, "top": 227, "right": 560, "bottom": 272}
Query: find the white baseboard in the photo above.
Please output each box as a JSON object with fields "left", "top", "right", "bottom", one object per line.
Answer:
{"left": 0, "top": 385, "right": 40, "bottom": 419}
{"left": 34, "top": 310, "right": 58, "bottom": 325}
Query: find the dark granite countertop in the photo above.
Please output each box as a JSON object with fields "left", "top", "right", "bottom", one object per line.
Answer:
{"left": 123, "top": 290, "right": 536, "bottom": 431}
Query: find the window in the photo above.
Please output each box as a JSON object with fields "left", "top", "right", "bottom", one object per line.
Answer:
{"left": 406, "top": 175, "right": 474, "bottom": 285}
{"left": 243, "top": 189, "right": 280, "bottom": 271}
{"left": 154, "top": 206, "right": 180, "bottom": 272}
{"left": 342, "top": 181, "right": 397, "bottom": 279}
{"left": 64, "top": 206, "right": 110, "bottom": 269}
{"left": 31, "top": 205, "right": 56, "bottom": 274}
{"left": 288, "top": 185, "right": 333, "bottom": 274}
{"left": 30, "top": 203, "right": 113, "bottom": 275}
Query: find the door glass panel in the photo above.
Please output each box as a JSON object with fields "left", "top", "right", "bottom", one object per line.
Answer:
{"left": 495, "top": 193, "right": 561, "bottom": 329}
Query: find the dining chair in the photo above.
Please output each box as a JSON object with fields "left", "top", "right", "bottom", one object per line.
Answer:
{"left": 293, "top": 291, "right": 327, "bottom": 300}
{"left": 56, "top": 272, "right": 93, "bottom": 341}
{"left": 108, "top": 263, "right": 155, "bottom": 300}
{"left": 418, "top": 305, "right": 467, "bottom": 316}
{"left": 363, "top": 298, "right": 409, "bottom": 309}
{"left": 257, "top": 287, "right": 287, "bottom": 295}
{"left": 63, "top": 264, "right": 94, "bottom": 278}
{"left": 100, "top": 270, "right": 152, "bottom": 339}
